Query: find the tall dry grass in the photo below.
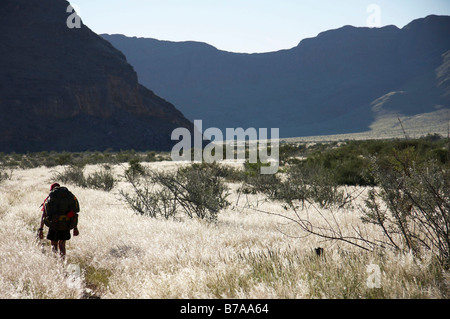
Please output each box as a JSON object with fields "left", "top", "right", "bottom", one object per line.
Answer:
{"left": 0, "top": 162, "right": 448, "bottom": 298}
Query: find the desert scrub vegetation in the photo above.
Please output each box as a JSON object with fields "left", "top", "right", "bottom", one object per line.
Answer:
{"left": 362, "top": 148, "right": 450, "bottom": 267}
{"left": 116, "top": 135, "right": 450, "bottom": 266}
{"left": 0, "top": 149, "right": 169, "bottom": 169}
{"left": 52, "top": 164, "right": 117, "bottom": 192}
{"left": 0, "top": 134, "right": 449, "bottom": 299}
{"left": 120, "top": 162, "right": 231, "bottom": 222}
{"left": 250, "top": 134, "right": 450, "bottom": 270}
{"left": 0, "top": 167, "right": 13, "bottom": 184}
{"left": 116, "top": 134, "right": 450, "bottom": 268}
{"left": 294, "top": 133, "right": 450, "bottom": 186}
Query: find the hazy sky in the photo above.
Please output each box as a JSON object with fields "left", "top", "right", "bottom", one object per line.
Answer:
{"left": 70, "top": 0, "right": 450, "bottom": 53}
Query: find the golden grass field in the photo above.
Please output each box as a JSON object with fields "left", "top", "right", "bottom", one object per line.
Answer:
{"left": 0, "top": 159, "right": 448, "bottom": 299}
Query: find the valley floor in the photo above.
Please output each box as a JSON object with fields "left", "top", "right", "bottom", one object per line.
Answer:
{"left": 0, "top": 162, "right": 448, "bottom": 299}
{"left": 282, "top": 109, "right": 450, "bottom": 143}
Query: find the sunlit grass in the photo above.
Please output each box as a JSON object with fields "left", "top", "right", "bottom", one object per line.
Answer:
{"left": 0, "top": 162, "right": 447, "bottom": 298}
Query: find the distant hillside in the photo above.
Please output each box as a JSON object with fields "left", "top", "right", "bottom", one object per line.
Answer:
{"left": 102, "top": 15, "right": 450, "bottom": 138}
{"left": 0, "top": 0, "right": 193, "bottom": 153}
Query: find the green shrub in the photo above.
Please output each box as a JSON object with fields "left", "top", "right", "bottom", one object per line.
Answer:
{"left": 239, "top": 160, "right": 281, "bottom": 196}
{"left": 0, "top": 168, "right": 12, "bottom": 183}
{"left": 278, "top": 143, "right": 305, "bottom": 166}
{"left": 362, "top": 148, "right": 450, "bottom": 268}
{"left": 269, "top": 137, "right": 450, "bottom": 268}
{"left": 52, "top": 165, "right": 117, "bottom": 192}
{"left": 301, "top": 144, "right": 374, "bottom": 186}
{"left": 85, "top": 166, "right": 117, "bottom": 192}
{"left": 121, "top": 163, "right": 230, "bottom": 222}
{"left": 124, "top": 158, "right": 147, "bottom": 181}
{"left": 273, "top": 163, "right": 349, "bottom": 209}
{"left": 52, "top": 165, "right": 86, "bottom": 187}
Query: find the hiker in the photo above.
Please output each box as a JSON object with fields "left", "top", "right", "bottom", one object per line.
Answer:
{"left": 38, "top": 183, "right": 80, "bottom": 259}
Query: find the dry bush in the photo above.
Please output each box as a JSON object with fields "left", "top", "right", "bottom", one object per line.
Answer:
{"left": 259, "top": 141, "right": 450, "bottom": 269}
{"left": 120, "top": 162, "right": 230, "bottom": 222}
{"left": 52, "top": 165, "right": 117, "bottom": 192}
{"left": 362, "top": 149, "right": 450, "bottom": 268}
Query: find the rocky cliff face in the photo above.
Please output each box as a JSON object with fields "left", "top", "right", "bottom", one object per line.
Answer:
{"left": 0, "top": 0, "right": 193, "bottom": 152}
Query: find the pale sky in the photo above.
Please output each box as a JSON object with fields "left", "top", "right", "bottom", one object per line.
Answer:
{"left": 70, "top": 0, "right": 450, "bottom": 53}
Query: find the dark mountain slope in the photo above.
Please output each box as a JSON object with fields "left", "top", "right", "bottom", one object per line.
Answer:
{"left": 103, "top": 15, "right": 450, "bottom": 138}
{"left": 0, "top": 0, "right": 193, "bottom": 153}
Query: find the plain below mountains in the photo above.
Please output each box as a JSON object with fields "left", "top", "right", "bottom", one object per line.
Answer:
{"left": 103, "top": 15, "right": 450, "bottom": 139}
{"left": 0, "top": 0, "right": 193, "bottom": 153}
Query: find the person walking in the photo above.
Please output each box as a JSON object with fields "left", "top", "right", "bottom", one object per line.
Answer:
{"left": 38, "top": 183, "right": 80, "bottom": 260}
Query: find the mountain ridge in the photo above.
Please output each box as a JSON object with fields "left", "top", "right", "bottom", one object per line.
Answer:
{"left": 102, "top": 14, "right": 450, "bottom": 138}
{"left": 0, "top": 0, "right": 193, "bottom": 153}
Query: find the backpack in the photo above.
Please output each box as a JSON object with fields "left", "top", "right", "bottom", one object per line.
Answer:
{"left": 43, "top": 187, "right": 80, "bottom": 231}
